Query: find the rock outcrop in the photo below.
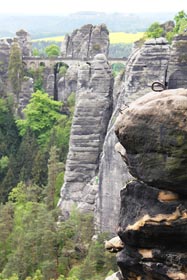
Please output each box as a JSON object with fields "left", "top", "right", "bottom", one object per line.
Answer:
{"left": 58, "top": 54, "right": 113, "bottom": 215}
{"left": 167, "top": 34, "right": 187, "bottom": 89}
{"left": 96, "top": 37, "right": 172, "bottom": 233}
{"left": 57, "top": 33, "right": 187, "bottom": 234}
{"left": 124, "top": 37, "right": 170, "bottom": 102}
{"left": 114, "top": 88, "right": 187, "bottom": 279}
{"left": 61, "top": 24, "right": 109, "bottom": 60}
{"left": 18, "top": 77, "right": 34, "bottom": 116}
{"left": 16, "top": 29, "right": 32, "bottom": 57}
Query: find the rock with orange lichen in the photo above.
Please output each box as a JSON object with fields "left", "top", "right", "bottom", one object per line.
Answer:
{"left": 118, "top": 180, "right": 187, "bottom": 250}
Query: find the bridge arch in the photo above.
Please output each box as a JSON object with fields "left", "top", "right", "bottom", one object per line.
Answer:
{"left": 29, "top": 61, "right": 37, "bottom": 69}
{"left": 39, "top": 61, "right": 45, "bottom": 67}
{"left": 54, "top": 62, "right": 69, "bottom": 100}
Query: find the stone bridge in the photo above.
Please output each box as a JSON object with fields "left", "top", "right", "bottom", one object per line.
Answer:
{"left": 22, "top": 56, "right": 127, "bottom": 69}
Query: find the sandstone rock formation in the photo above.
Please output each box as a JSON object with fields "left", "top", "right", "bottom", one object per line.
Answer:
{"left": 61, "top": 24, "right": 109, "bottom": 60}
{"left": 96, "top": 37, "right": 171, "bottom": 233}
{"left": 58, "top": 54, "right": 113, "bottom": 215}
{"left": 16, "top": 29, "right": 32, "bottom": 57}
{"left": 57, "top": 34, "right": 187, "bottom": 234}
{"left": 167, "top": 34, "right": 187, "bottom": 89}
{"left": 18, "top": 77, "right": 34, "bottom": 116}
{"left": 95, "top": 72, "right": 132, "bottom": 233}
{"left": 115, "top": 88, "right": 187, "bottom": 279}
{"left": 124, "top": 37, "right": 170, "bottom": 102}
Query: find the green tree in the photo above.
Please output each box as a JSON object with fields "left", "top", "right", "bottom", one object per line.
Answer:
{"left": 146, "top": 22, "right": 164, "bottom": 38}
{"left": 45, "top": 45, "right": 60, "bottom": 58}
{"left": 44, "top": 146, "right": 64, "bottom": 209}
{"left": 8, "top": 39, "right": 23, "bottom": 102}
{"left": 0, "top": 97, "right": 21, "bottom": 202}
{"left": 15, "top": 130, "right": 39, "bottom": 184}
{"left": 0, "top": 202, "right": 14, "bottom": 270}
{"left": 174, "top": 10, "right": 187, "bottom": 33}
{"left": 16, "top": 90, "right": 65, "bottom": 146}
{"left": 27, "top": 66, "right": 45, "bottom": 92}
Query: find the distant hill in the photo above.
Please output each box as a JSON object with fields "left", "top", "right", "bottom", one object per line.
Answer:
{"left": 0, "top": 11, "right": 176, "bottom": 39}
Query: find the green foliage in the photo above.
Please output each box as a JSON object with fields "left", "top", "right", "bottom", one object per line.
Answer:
{"left": 54, "top": 171, "right": 64, "bottom": 206}
{"left": 145, "top": 11, "right": 187, "bottom": 43}
{"left": 44, "top": 146, "right": 64, "bottom": 209}
{"left": 8, "top": 40, "right": 23, "bottom": 97}
{"left": 68, "top": 233, "right": 117, "bottom": 280}
{"left": 0, "top": 156, "right": 9, "bottom": 172}
{"left": 178, "top": 18, "right": 187, "bottom": 34}
{"left": 146, "top": 22, "right": 164, "bottom": 38}
{"left": 16, "top": 90, "right": 63, "bottom": 146}
{"left": 109, "top": 43, "right": 132, "bottom": 58}
{"left": 45, "top": 44, "right": 60, "bottom": 58}
{"left": 0, "top": 97, "right": 21, "bottom": 202}
{"left": 59, "top": 66, "right": 67, "bottom": 77}
{"left": 32, "top": 48, "right": 40, "bottom": 57}
{"left": 0, "top": 97, "right": 20, "bottom": 156}
{"left": 174, "top": 10, "right": 187, "bottom": 33}
{"left": 111, "top": 63, "right": 125, "bottom": 77}
{"left": 27, "top": 66, "right": 45, "bottom": 92}
{"left": 166, "top": 31, "right": 175, "bottom": 43}
{"left": 32, "top": 41, "right": 61, "bottom": 58}
{"left": 48, "top": 92, "right": 75, "bottom": 162}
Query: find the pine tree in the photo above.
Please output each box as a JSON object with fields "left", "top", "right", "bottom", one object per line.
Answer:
{"left": 44, "top": 146, "right": 64, "bottom": 209}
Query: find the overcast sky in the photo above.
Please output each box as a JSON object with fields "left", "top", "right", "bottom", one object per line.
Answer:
{"left": 0, "top": 0, "right": 186, "bottom": 15}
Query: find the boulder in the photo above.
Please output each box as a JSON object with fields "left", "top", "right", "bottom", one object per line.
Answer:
{"left": 115, "top": 88, "right": 187, "bottom": 194}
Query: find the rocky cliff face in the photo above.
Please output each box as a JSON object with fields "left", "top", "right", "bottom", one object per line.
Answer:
{"left": 124, "top": 37, "right": 170, "bottom": 102}
{"left": 167, "top": 34, "right": 187, "bottom": 89}
{"left": 95, "top": 37, "right": 172, "bottom": 233}
{"left": 95, "top": 72, "right": 132, "bottom": 233}
{"left": 114, "top": 88, "right": 187, "bottom": 279}
{"left": 61, "top": 24, "right": 109, "bottom": 60}
{"left": 58, "top": 54, "right": 113, "bottom": 215}
{"left": 58, "top": 34, "right": 187, "bottom": 234}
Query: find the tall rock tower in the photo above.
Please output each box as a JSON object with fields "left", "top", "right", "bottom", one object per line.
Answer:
{"left": 61, "top": 24, "right": 109, "bottom": 60}
{"left": 58, "top": 54, "right": 113, "bottom": 215}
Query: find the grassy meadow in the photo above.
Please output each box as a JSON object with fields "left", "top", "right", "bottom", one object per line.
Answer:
{"left": 33, "top": 32, "right": 145, "bottom": 44}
